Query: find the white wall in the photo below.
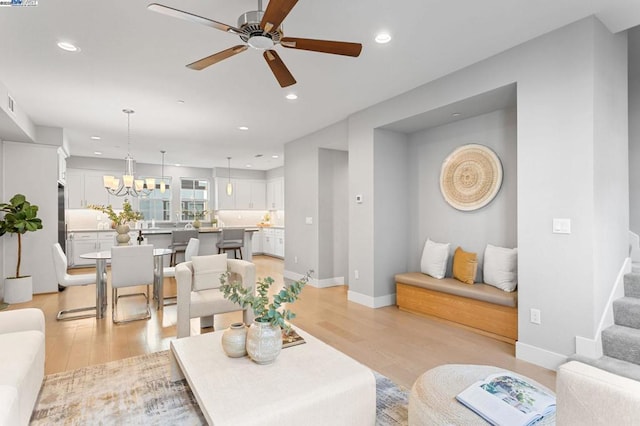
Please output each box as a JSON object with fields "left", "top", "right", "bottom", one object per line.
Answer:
{"left": 346, "top": 17, "right": 628, "bottom": 368}
{"left": 628, "top": 27, "right": 640, "bottom": 236}
{"left": 407, "top": 108, "right": 518, "bottom": 280}
{"left": 2, "top": 141, "right": 59, "bottom": 295}
{"left": 284, "top": 121, "right": 348, "bottom": 283}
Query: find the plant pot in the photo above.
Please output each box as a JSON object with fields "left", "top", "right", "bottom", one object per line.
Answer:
{"left": 246, "top": 320, "right": 282, "bottom": 364}
{"left": 4, "top": 276, "right": 32, "bottom": 303}
{"left": 116, "top": 224, "right": 130, "bottom": 246}
{"left": 193, "top": 219, "right": 201, "bottom": 229}
{"left": 221, "top": 322, "right": 247, "bottom": 358}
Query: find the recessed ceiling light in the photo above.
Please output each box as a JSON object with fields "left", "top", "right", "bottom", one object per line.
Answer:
{"left": 57, "top": 41, "right": 79, "bottom": 52}
{"left": 175, "top": 163, "right": 181, "bottom": 167}
{"left": 177, "top": 100, "right": 185, "bottom": 104}
{"left": 94, "top": 151, "right": 102, "bottom": 155}
{"left": 90, "top": 136, "right": 101, "bottom": 140}
{"left": 272, "top": 155, "right": 279, "bottom": 159}
{"left": 375, "top": 33, "right": 392, "bottom": 44}
{"left": 238, "top": 126, "right": 249, "bottom": 131}
{"left": 245, "top": 164, "right": 253, "bottom": 168}
{"left": 452, "top": 112, "right": 461, "bottom": 117}
{"left": 285, "top": 93, "right": 298, "bottom": 100}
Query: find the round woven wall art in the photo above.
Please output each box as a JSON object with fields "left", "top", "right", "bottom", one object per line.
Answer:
{"left": 439, "top": 144, "right": 503, "bottom": 211}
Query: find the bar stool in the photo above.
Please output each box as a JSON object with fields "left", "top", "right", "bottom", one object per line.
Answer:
{"left": 216, "top": 228, "right": 245, "bottom": 259}
{"left": 169, "top": 229, "right": 198, "bottom": 266}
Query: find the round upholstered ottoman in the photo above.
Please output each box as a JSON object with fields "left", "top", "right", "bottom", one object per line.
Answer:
{"left": 408, "top": 364, "right": 556, "bottom": 425}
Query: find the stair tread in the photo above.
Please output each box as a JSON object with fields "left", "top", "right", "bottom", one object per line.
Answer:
{"left": 602, "top": 325, "right": 640, "bottom": 364}
{"left": 569, "top": 354, "right": 640, "bottom": 381}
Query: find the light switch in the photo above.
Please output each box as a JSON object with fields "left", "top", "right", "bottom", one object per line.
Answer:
{"left": 355, "top": 194, "right": 363, "bottom": 204}
{"left": 305, "top": 217, "right": 313, "bottom": 225}
{"left": 552, "top": 218, "right": 571, "bottom": 234}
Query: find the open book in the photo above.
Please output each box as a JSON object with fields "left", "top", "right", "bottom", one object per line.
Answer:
{"left": 456, "top": 372, "right": 556, "bottom": 426}
{"left": 282, "top": 328, "right": 306, "bottom": 348}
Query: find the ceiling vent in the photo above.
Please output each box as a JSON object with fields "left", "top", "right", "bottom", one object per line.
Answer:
{"left": 7, "top": 94, "right": 15, "bottom": 114}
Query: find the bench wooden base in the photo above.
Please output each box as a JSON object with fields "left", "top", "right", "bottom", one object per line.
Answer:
{"left": 396, "top": 283, "right": 518, "bottom": 344}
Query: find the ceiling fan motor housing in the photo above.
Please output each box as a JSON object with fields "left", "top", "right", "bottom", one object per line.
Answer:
{"left": 238, "top": 10, "right": 282, "bottom": 49}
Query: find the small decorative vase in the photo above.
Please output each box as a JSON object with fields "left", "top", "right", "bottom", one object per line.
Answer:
{"left": 221, "top": 322, "right": 247, "bottom": 358}
{"left": 115, "top": 224, "right": 130, "bottom": 246}
{"left": 246, "top": 320, "right": 282, "bottom": 364}
{"left": 193, "top": 219, "right": 201, "bottom": 229}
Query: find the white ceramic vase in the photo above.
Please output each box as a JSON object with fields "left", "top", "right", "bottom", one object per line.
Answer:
{"left": 116, "top": 224, "right": 130, "bottom": 246}
{"left": 246, "top": 320, "right": 282, "bottom": 364}
{"left": 4, "top": 276, "right": 33, "bottom": 303}
{"left": 221, "top": 322, "right": 247, "bottom": 358}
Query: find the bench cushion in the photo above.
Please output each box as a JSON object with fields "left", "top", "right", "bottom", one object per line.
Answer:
{"left": 395, "top": 272, "right": 517, "bottom": 308}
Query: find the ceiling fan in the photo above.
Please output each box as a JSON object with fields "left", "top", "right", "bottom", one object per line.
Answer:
{"left": 148, "top": 0, "right": 362, "bottom": 88}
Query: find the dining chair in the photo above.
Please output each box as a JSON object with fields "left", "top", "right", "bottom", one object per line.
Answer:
{"left": 110, "top": 245, "right": 154, "bottom": 324}
{"left": 216, "top": 228, "right": 245, "bottom": 259}
{"left": 51, "top": 243, "right": 98, "bottom": 321}
{"left": 169, "top": 229, "right": 199, "bottom": 266}
{"left": 162, "top": 238, "right": 200, "bottom": 306}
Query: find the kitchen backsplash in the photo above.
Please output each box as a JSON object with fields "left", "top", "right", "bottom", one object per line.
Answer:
{"left": 66, "top": 208, "right": 285, "bottom": 230}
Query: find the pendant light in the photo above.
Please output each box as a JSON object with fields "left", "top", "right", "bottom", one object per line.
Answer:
{"left": 160, "top": 150, "right": 166, "bottom": 193}
{"left": 226, "top": 157, "right": 233, "bottom": 196}
{"left": 103, "top": 109, "right": 155, "bottom": 197}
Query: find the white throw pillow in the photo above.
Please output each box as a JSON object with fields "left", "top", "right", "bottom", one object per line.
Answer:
{"left": 420, "top": 239, "right": 450, "bottom": 279}
{"left": 483, "top": 244, "right": 518, "bottom": 292}
{"left": 191, "top": 254, "right": 228, "bottom": 291}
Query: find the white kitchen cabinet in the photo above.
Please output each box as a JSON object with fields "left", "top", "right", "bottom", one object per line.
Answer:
{"left": 262, "top": 228, "right": 275, "bottom": 255}
{"left": 266, "top": 178, "right": 284, "bottom": 210}
{"left": 252, "top": 229, "right": 263, "bottom": 254}
{"left": 217, "top": 178, "right": 266, "bottom": 210}
{"left": 274, "top": 229, "right": 285, "bottom": 258}
{"left": 67, "top": 168, "right": 131, "bottom": 209}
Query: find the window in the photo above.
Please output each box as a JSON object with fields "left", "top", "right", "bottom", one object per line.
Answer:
{"left": 139, "top": 177, "right": 172, "bottom": 222}
{"left": 180, "top": 178, "right": 209, "bottom": 221}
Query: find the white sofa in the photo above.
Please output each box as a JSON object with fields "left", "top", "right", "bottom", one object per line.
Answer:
{"left": 556, "top": 361, "right": 640, "bottom": 425}
{"left": 0, "top": 308, "right": 45, "bottom": 425}
{"left": 176, "top": 258, "right": 256, "bottom": 338}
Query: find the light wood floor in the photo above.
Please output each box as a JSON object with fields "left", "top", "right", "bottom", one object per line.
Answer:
{"left": 6, "top": 255, "right": 555, "bottom": 390}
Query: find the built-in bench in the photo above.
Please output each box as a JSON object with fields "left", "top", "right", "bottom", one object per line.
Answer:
{"left": 395, "top": 272, "right": 518, "bottom": 344}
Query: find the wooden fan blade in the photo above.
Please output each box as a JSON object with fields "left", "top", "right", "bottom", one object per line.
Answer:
{"left": 187, "top": 45, "right": 248, "bottom": 70}
{"left": 263, "top": 50, "right": 296, "bottom": 88}
{"left": 260, "top": 0, "right": 298, "bottom": 33}
{"left": 281, "top": 37, "right": 362, "bottom": 57}
{"left": 148, "top": 3, "right": 242, "bottom": 35}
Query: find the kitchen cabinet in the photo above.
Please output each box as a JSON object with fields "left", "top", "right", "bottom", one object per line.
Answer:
{"left": 216, "top": 178, "right": 266, "bottom": 210}
{"left": 260, "top": 227, "right": 284, "bottom": 258}
{"left": 266, "top": 178, "right": 284, "bottom": 210}
{"left": 68, "top": 231, "right": 116, "bottom": 267}
{"left": 252, "top": 229, "right": 263, "bottom": 254}
{"left": 67, "top": 169, "right": 130, "bottom": 209}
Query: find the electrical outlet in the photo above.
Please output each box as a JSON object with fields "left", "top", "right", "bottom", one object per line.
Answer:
{"left": 530, "top": 308, "right": 541, "bottom": 324}
{"left": 354, "top": 270, "right": 359, "bottom": 280}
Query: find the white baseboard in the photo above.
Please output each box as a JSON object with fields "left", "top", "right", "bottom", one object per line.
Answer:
{"left": 347, "top": 290, "right": 396, "bottom": 308}
{"left": 283, "top": 270, "right": 344, "bottom": 288}
{"left": 515, "top": 341, "right": 567, "bottom": 371}
{"left": 575, "top": 335, "right": 603, "bottom": 359}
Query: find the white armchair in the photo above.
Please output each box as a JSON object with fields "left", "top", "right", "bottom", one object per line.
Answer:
{"left": 176, "top": 257, "right": 256, "bottom": 338}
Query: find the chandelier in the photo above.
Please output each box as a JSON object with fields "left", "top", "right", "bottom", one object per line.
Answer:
{"left": 103, "top": 109, "right": 155, "bottom": 198}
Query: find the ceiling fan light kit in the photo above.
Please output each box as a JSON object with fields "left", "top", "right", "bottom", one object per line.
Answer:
{"left": 148, "top": 0, "right": 362, "bottom": 88}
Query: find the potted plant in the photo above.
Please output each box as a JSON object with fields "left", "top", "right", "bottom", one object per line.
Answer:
{"left": 219, "top": 270, "right": 312, "bottom": 364}
{"left": 0, "top": 194, "right": 43, "bottom": 303}
{"left": 89, "top": 201, "right": 143, "bottom": 245}
{"left": 182, "top": 209, "right": 209, "bottom": 229}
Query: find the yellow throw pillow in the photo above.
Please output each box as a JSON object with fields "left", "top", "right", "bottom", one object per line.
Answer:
{"left": 453, "top": 247, "right": 478, "bottom": 285}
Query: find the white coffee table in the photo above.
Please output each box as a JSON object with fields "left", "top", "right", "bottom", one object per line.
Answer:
{"left": 170, "top": 327, "right": 376, "bottom": 426}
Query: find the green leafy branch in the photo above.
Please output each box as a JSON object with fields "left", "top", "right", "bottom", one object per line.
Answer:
{"left": 219, "top": 270, "right": 313, "bottom": 332}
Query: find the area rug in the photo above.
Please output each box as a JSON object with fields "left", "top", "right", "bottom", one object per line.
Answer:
{"left": 31, "top": 350, "right": 408, "bottom": 425}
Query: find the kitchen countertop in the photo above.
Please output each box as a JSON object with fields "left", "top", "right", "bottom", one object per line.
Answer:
{"left": 68, "top": 227, "right": 261, "bottom": 234}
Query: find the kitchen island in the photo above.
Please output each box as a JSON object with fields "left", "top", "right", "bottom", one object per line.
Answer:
{"left": 140, "top": 227, "right": 259, "bottom": 262}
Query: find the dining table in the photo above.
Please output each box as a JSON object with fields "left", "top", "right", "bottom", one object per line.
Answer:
{"left": 80, "top": 246, "right": 173, "bottom": 319}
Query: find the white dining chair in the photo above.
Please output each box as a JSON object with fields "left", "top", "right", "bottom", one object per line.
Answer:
{"left": 162, "top": 238, "right": 200, "bottom": 306}
{"left": 164, "top": 238, "right": 200, "bottom": 279}
{"left": 51, "top": 243, "right": 98, "bottom": 321}
{"left": 110, "top": 245, "right": 154, "bottom": 324}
